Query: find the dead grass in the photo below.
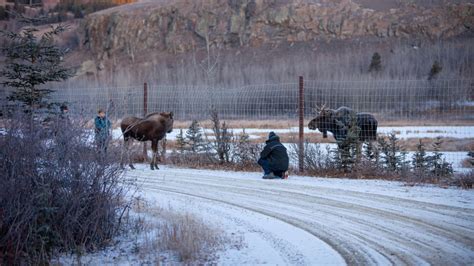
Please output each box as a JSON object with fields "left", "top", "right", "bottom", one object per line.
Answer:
{"left": 462, "top": 158, "right": 474, "bottom": 168}
{"left": 130, "top": 202, "right": 227, "bottom": 264}
{"left": 168, "top": 153, "right": 261, "bottom": 172}
{"left": 402, "top": 138, "right": 474, "bottom": 152}
{"left": 172, "top": 119, "right": 298, "bottom": 129}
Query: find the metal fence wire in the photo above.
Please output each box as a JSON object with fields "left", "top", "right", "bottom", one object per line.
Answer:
{"left": 1, "top": 78, "right": 473, "bottom": 172}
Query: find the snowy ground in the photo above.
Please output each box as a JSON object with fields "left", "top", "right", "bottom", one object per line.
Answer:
{"left": 125, "top": 165, "right": 474, "bottom": 265}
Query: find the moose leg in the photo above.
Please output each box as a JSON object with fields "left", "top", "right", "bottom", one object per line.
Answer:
{"left": 356, "top": 142, "right": 363, "bottom": 163}
{"left": 120, "top": 139, "right": 126, "bottom": 169}
{"left": 125, "top": 139, "right": 136, "bottom": 170}
{"left": 150, "top": 140, "right": 159, "bottom": 170}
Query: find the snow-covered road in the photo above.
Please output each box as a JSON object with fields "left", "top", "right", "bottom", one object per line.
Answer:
{"left": 127, "top": 166, "right": 474, "bottom": 265}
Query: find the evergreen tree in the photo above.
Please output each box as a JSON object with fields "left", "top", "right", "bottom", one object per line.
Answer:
{"left": 427, "top": 137, "right": 453, "bottom": 178}
{"left": 412, "top": 140, "right": 428, "bottom": 172}
{"left": 368, "top": 52, "right": 382, "bottom": 73}
{"left": 332, "top": 117, "right": 361, "bottom": 172}
{"left": 235, "top": 129, "right": 249, "bottom": 161}
{"left": 185, "top": 120, "right": 206, "bottom": 153}
{"left": 378, "top": 132, "right": 405, "bottom": 172}
{"left": 364, "top": 141, "right": 379, "bottom": 164}
{"left": 428, "top": 60, "right": 442, "bottom": 81}
{"left": 175, "top": 129, "right": 187, "bottom": 154}
{"left": 210, "top": 108, "right": 233, "bottom": 164}
{"left": 1, "top": 14, "right": 73, "bottom": 109}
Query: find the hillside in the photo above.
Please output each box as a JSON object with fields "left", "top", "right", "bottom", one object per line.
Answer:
{"left": 62, "top": 0, "right": 473, "bottom": 85}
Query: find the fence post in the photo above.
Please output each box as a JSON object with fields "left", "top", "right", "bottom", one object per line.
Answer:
{"left": 143, "top": 82, "right": 148, "bottom": 161}
{"left": 298, "top": 76, "right": 304, "bottom": 173}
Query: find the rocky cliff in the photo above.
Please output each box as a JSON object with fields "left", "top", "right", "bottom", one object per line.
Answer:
{"left": 80, "top": 0, "right": 474, "bottom": 62}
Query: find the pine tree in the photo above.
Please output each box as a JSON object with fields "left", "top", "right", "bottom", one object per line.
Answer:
{"left": 175, "top": 129, "right": 187, "bottom": 154}
{"left": 220, "top": 121, "right": 233, "bottom": 163}
{"left": 428, "top": 60, "right": 442, "bottom": 81}
{"left": 412, "top": 140, "right": 428, "bottom": 172}
{"left": 185, "top": 120, "right": 206, "bottom": 153}
{"left": 427, "top": 137, "right": 453, "bottom": 178}
{"left": 236, "top": 129, "right": 252, "bottom": 163}
{"left": 378, "top": 132, "right": 405, "bottom": 172}
{"left": 368, "top": 52, "right": 382, "bottom": 73}
{"left": 209, "top": 108, "right": 233, "bottom": 163}
{"left": 364, "top": 141, "right": 379, "bottom": 164}
{"left": 1, "top": 14, "right": 73, "bottom": 109}
{"left": 332, "top": 117, "right": 361, "bottom": 172}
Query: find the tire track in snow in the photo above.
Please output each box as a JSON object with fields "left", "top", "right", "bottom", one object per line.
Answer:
{"left": 126, "top": 167, "right": 474, "bottom": 265}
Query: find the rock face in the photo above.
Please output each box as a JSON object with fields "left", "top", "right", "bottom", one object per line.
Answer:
{"left": 80, "top": 0, "right": 474, "bottom": 61}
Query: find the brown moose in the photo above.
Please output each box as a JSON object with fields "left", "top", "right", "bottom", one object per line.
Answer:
{"left": 120, "top": 112, "right": 174, "bottom": 170}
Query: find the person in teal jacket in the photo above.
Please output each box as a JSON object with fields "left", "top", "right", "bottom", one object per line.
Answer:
{"left": 94, "top": 108, "right": 112, "bottom": 152}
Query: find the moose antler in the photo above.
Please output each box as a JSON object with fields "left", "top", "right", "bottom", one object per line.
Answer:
{"left": 314, "top": 104, "right": 328, "bottom": 115}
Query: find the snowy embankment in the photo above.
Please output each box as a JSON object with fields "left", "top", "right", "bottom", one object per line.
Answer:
{"left": 127, "top": 165, "right": 474, "bottom": 265}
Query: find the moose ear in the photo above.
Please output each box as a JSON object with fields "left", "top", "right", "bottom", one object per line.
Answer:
{"left": 169, "top": 112, "right": 173, "bottom": 119}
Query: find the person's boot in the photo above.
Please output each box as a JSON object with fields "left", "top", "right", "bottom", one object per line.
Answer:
{"left": 262, "top": 172, "right": 276, "bottom": 179}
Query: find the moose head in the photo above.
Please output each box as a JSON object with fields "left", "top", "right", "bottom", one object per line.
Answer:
{"left": 308, "top": 104, "right": 335, "bottom": 138}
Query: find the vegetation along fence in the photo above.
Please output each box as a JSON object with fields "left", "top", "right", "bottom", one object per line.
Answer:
{"left": 1, "top": 77, "right": 473, "bottom": 174}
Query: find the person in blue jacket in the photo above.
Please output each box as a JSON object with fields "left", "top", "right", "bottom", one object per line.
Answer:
{"left": 258, "top": 132, "right": 289, "bottom": 179}
{"left": 94, "top": 108, "right": 112, "bottom": 152}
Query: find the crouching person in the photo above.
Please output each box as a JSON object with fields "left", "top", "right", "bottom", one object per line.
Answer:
{"left": 258, "top": 132, "right": 289, "bottom": 179}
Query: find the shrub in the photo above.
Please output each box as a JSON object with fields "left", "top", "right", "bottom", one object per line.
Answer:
{"left": 234, "top": 129, "right": 262, "bottom": 167}
{"left": 0, "top": 109, "right": 133, "bottom": 264}
{"left": 290, "top": 141, "right": 334, "bottom": 175}
{"left": 452, "top": 171, "right": 474, "bottom": 189}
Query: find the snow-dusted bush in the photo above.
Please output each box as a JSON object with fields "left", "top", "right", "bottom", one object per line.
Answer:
{"left": 0, "top": 110, "right": 133, "bottom": 264}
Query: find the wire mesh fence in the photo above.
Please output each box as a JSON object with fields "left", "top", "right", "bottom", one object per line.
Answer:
{"left": 1, "top": 78, "right": 473, "bottom": 173}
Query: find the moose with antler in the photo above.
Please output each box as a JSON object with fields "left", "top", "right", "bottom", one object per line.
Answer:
{"left": 308, "top": 105, "right": 378, "bottom": 142}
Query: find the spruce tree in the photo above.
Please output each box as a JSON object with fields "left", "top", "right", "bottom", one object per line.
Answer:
{"left": 236, "top": 129, "right": 249, "bottom": 162}
{"left": 333, "top": 117, "right": 361, "bottom": 172}
{"left": 1, "top": 14, "right": 73, "bottom": 109}
{"left": 175, "top": 129, "right": 187, "bottom": 154}
{"left": 427, "top": 137, "right": 453, "bottom": 178}
{"left": 364, "top": 141, "right": 379, "bottom": 164}
{"left": 185, "top": 120, "right": 205, "bottom": 153}
{"left": 428, "top": 60, "right": 442, "bottom": 81}
{"left": 378, "top": 132, "right": 405, "bottom": 172}
{"left": 412, "top": 140, "right": 428, "bottom": 172}
{"left": 210, "top": 108, "right": 233, "bottom": 164}
{"left": 369, "top": 52, "right": 382, "bottom": 73}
